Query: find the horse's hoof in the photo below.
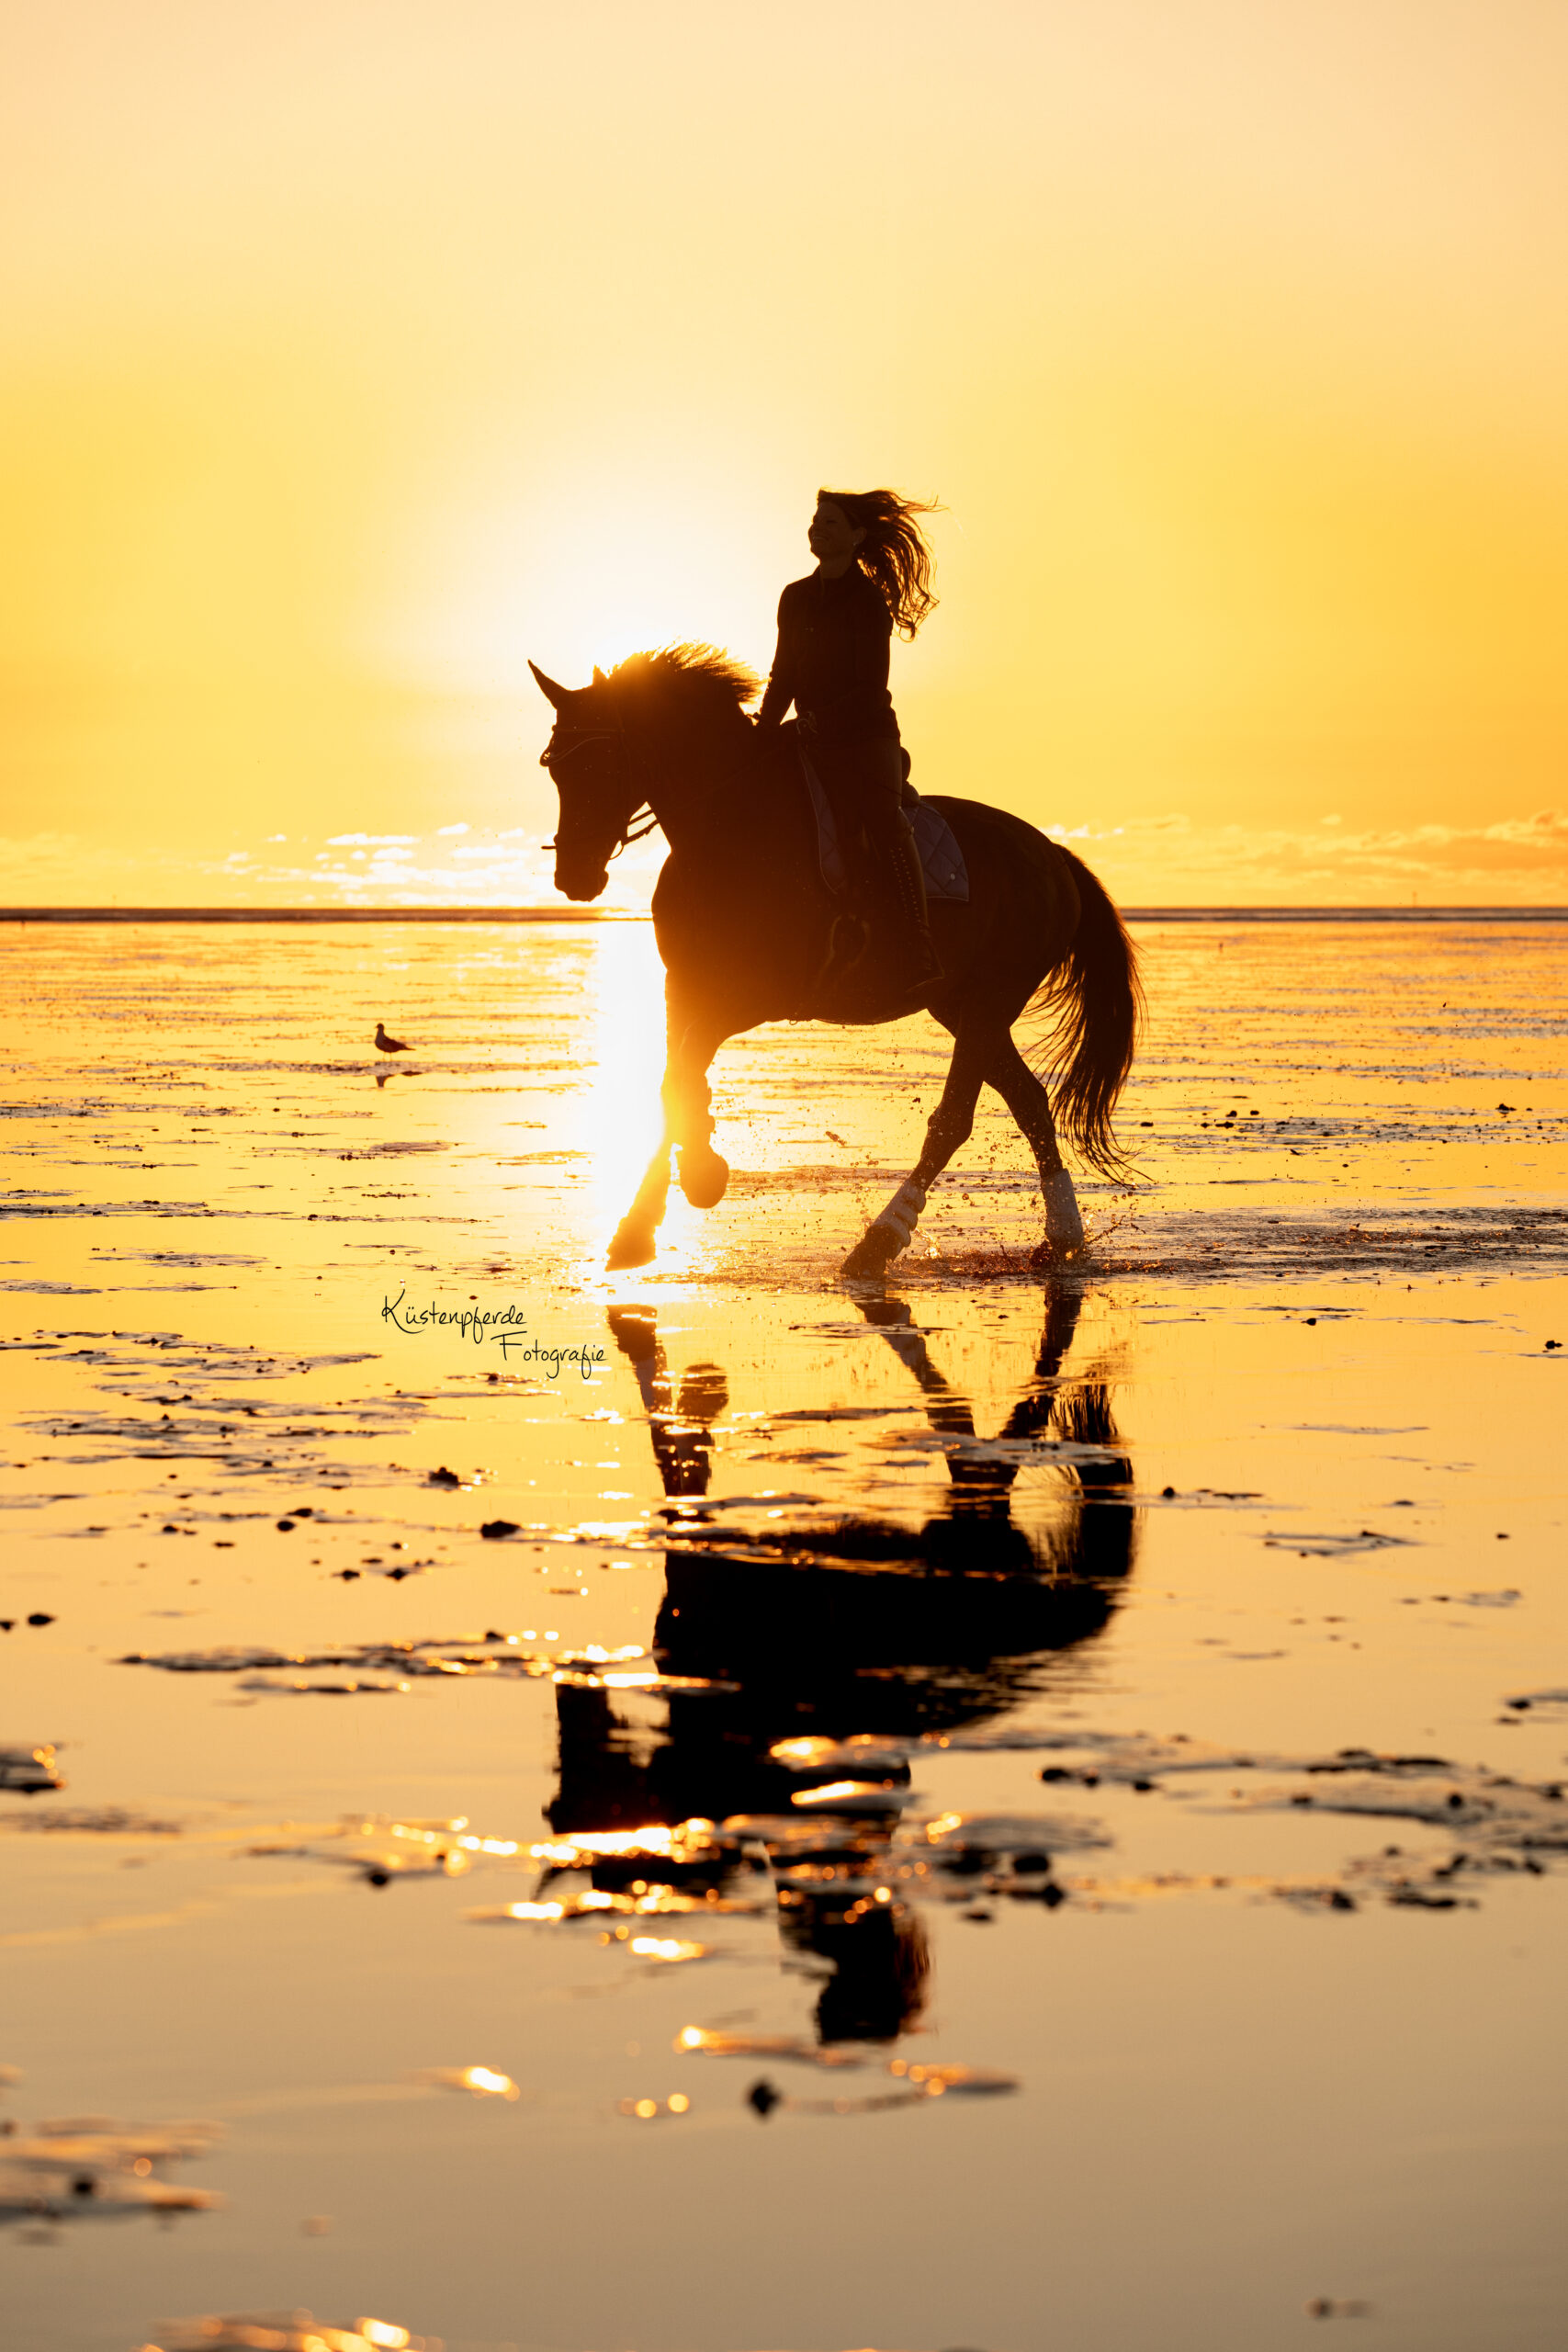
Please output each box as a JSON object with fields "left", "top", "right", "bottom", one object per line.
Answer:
{"left": 1032, "top": 1237, "right": 1081, "bottom": 1270}
{"left": 677, "top": 1147, "right": 729, "bottom": 1208}
{"left": 606, "top": 1223, "right": 656, "bottom": 1270}
{"left": 840, "top": 1226, "right": 903, "bottom": 1280}
{"left": 1041, "top": 1169, "right": 1085, "bottom": 1254}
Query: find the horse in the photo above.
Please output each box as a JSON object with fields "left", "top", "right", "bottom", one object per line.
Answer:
{"left": 531, "top": 644, "right": 1142, "bottom": 1277}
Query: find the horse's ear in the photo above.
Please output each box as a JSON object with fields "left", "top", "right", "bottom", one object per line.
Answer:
{"left": 529, "top": 661, "right": 568, "bottom": 709}
{"left": 592, "top": 665, "right": 608, "bottom": 686}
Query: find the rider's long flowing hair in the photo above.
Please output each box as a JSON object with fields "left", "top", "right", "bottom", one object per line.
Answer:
{"left": 819, "top": 487, "right": 941, "bottom": 639}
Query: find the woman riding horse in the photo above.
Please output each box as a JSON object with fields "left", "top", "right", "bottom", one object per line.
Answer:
{"left": 755, "top": 489, "right": 942, "bottom": 989}
{"left": 529, "top": 493, "right": 1142, "bottom": 1275}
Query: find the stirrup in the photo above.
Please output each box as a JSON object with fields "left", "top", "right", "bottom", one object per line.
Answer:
{"left": 800, "top": 912, "right": 868, "bottom": 1010}
{"left": 825, "top": 912, "right": 869, "bottom": 977}
{"left": 893, "top": 931, "right": 944, "bottom": 989}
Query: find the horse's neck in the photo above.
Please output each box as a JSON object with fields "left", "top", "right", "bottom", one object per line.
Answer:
{"left": 646, "top": 729, "right": 750, "bottom": 858}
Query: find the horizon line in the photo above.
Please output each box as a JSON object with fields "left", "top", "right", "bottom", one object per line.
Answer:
{"left": 1, "top": 904, "right": 1565, "bottom": 927}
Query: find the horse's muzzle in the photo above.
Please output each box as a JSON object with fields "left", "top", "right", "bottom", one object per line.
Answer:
{"left": 554, "top": 857, "right": 609, "bottom": 903}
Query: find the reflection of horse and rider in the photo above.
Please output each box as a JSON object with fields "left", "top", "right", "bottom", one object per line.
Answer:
{"left": 544, "top": 1292, "right": 1140, "bottom": 2048}
{"left": 531, "top": 487, "right": 1144, "bottom": 1277}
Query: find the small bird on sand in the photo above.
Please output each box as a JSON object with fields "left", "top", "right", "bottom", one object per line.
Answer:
{"left": 374, "top": 1023, "right": 411, "bottom": 1054}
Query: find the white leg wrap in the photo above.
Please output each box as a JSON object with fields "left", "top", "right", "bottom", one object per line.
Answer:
{"left": 1042, "top": 1168, "right": 1084, "bottom": 1250}
{"left": 870, "top": 1177, "right": 927, "bottom": 1253}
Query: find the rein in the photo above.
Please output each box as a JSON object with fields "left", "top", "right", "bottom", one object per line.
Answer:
{"left": 540, "top": 719, "right": 660, "bottom": 857}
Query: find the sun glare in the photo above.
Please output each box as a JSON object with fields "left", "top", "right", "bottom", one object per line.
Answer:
{"left": 541, "top": 539, "right": 754, "bottom": 688}
{"left": 378, "top": 476, "right": 773, "bottom": 702}
{"left": 579, "top": 922, "right": 685, "bottom": 1251}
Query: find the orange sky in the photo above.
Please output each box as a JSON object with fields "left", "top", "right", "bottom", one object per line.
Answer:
{"left": 4, "top": 1, "right": 1566, "bottom": 905}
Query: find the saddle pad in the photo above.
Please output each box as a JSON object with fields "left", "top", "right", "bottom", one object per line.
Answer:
{"left": 798, "top": 744, "right": 970, "bottom": 903}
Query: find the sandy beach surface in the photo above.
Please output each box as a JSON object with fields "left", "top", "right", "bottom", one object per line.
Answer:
{"left": 3, "top": 915, "right": 1565, "bottom": 2352}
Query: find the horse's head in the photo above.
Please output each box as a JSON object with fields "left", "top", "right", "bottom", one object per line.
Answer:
{"left": 531, "top": 662, "right": 641, "bottom": 902}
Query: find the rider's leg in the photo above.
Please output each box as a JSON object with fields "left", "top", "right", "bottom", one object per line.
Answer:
{"left": 814, "top": 742, "right": 878, "bottom": 910}
{"left": 860, "top": 751, "right": 942, "bottom": 987}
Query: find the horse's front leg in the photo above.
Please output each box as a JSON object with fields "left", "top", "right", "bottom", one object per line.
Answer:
{"left": 670, "top": 1018, "right": 729, "bottom": 1208}
{"left": 605, "top": 1012, "right": 728, "bottom": 1270}
{"left": 840, "top": 1027, "right": 989, "bottom": 1279}
{"left": 606, "top": 1131, "right": 674, "bottom": 1270}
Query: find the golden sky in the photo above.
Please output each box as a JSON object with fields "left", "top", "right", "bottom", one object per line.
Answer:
{"left": 4, "top": 1, "right": 1566, "bottom": 904}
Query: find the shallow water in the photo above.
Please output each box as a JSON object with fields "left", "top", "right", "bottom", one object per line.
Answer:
{"left": 2, "top": 918, "right": 1565, "bottom": 2352}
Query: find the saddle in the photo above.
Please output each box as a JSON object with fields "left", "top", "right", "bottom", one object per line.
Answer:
{"left": 789, "top": 729, "right": 969, "bottom": 904}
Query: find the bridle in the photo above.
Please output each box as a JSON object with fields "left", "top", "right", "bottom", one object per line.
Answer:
{"left": 539, "top": 719, "right": 660, "bottom": 859}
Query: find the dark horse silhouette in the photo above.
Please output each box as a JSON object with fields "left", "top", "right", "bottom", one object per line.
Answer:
{"left": 531, "top": 647, "right": 1142, "bottom": 1275}
{"left": 545, "top": 1284, "right": 1138, "bottom": 2047}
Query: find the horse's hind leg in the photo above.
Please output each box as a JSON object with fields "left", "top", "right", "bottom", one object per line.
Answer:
{"left": 840, "top": 1026, "right": 990, "bottom": 1279}
{"left": 983, "top": 1036, "right": 1085, "bottom": 1261}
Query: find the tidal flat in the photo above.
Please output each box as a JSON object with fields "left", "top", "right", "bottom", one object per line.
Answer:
{"left": 2, "top": 916, "right": 1565, "bottom": 2352}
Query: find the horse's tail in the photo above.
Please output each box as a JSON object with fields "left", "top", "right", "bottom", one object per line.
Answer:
{"left": 1026, "top": 847, "right": 1144, "bottom": 1181}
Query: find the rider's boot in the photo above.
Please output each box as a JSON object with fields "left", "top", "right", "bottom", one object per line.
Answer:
{"left": 884, "top": 820, "right": 943, "bottom": 990}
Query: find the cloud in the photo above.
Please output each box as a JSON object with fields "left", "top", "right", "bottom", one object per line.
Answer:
{"left": 1085, "top": 807, "right": 1568, "bottom": 898}
{"left": 2, "top": 807, "right": 1563, "bottom": 910}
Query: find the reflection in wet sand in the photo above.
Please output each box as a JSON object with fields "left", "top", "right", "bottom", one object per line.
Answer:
{"left": 539, "top": 1285, "right": 1138, "bottom": 2052}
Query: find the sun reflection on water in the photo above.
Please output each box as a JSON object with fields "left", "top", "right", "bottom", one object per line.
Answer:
{"left": 580, "top": 922, "right": 665, "bottom": 1236}
{"left": 576, "top": 921, "right": 708, "bottom": 1269}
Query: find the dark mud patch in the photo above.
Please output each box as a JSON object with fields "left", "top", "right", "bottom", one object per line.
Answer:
{"left": 646, "top": 2045, "right": 1019, "bottom": 2122}
{"left": 0, "top": 2117, "right": 223, "bottom": 2225}
{"left": 1087, "top": 1204, "right": 1568, "bottom": 1281}
{"left": 87, "top": 1250, "right": 266, "bottom": 1270}
{"left": 1505, "top": 1687, "right": 1568, "bottom": 1717}
{"left": 1261, "top": 1527, "right": 1416, "bottom": 1557}
{"left": 0, "top": 1280, "right": 106, "bottom": 1295}
{"left": 9, "top": 1331, "right": 439, "bottom": 1492}
{"left": 235, "top": 1674, "right": 409, "bottom": 1696}
{"left": 0, "top": 1805, "right": 186, "bottom": 1837}
{"left": 0, "top": 1744, "right": 64, "bottom": 1792}
{"left": 335, "top": 1140, "right": 451, "bottom": 1160}
{"left": 873, "top": 1204, "right": 1568, "bottom": 1288}
{"left": 957, "top": 1731, "right": 1568, "bottom": 1911}
{"left": 117, "top": 1633, "right": 662, "bottom": 1686}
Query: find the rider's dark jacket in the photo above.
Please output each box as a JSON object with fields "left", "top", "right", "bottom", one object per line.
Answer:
{"left": 756, "top": 566, "right": 900, "bottom": 746}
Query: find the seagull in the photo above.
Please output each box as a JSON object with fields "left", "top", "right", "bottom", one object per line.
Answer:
{"left": 375, "top": 1023, "right": 411, "bottom": 1054}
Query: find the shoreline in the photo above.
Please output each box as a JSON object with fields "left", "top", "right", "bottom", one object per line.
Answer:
{"left": 4, "top": 904, "right": 1566, "bottom": 926}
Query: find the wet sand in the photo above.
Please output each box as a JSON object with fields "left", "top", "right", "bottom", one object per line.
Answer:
{"left": 2, "top": 917, "right": 1565, "bottom": 2352}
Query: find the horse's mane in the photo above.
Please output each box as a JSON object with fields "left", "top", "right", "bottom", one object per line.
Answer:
{"left": 604, "top": 643, "right": 761, "bottom": 726}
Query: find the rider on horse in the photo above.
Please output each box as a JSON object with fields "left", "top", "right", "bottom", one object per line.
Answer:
{"left": 755, "top": 488, "right": 942, "bottom": 989}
